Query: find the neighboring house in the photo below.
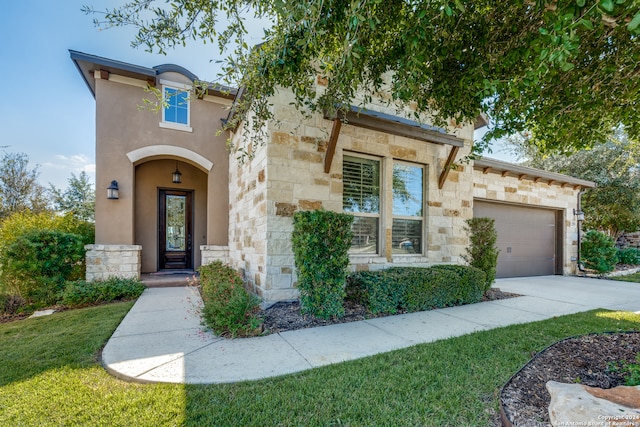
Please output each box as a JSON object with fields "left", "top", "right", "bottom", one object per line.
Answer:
{"left": 71, "top": 50, "right": 595, "bottom": 304}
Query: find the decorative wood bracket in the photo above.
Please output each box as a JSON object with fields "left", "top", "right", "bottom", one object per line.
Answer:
{"left": 324, "top": 118, "right": 342, "bottom": 173}
{"left": 438, "top": 146, "right": 460, "bottom": 189}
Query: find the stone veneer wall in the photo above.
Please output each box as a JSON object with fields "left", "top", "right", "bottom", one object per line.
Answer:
{"left": 229, "top": 82, "right": 477, "bottom": 304}
{"left": 228, "top": 114, "right": 271, "bottom": 299}
{"left": 85, "top": 244, "right": 142, "bottom": 281}
{"left": 200, "top": 245, "right": 230, "bottom": 265}
{"left": 472, "top": 170, "right": 582, "bottom": 274}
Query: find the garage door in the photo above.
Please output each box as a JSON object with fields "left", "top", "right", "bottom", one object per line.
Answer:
{"left": 473, "top": 201, "right": 558, "bottom": 278}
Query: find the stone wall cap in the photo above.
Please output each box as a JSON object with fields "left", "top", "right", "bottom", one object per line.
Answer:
{"left": 200, "top": 245, "right": 231, "bottom": 250}
{"left": 85, "top": 244, "right": 143, "bottom": 251}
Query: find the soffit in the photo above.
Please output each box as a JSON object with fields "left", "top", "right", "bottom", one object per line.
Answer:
{"left": 474, "top": 157, "right": 596, "bottom": 189}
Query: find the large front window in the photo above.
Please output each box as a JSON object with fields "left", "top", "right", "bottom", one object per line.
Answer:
{"left": 343, "top": 155, "right": 425, "bottom": 256}
{"left": 392, "top": 162, "right": 424, "bottom": 254}
{"left": 343, "top": 155, "right": 380, "bottom": 254}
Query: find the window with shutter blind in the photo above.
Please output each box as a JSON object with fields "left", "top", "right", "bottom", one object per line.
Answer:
{"left": 343, "top": 155, "right": 380, "bottom": 254}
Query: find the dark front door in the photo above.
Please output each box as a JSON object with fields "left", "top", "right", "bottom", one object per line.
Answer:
{"left": 159, "top": 189, "right": 193, "bottom": 270}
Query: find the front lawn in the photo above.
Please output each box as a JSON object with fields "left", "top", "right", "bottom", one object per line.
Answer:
{"left": 609, "top": 272, "right": 640, "bottom": 283}
{"left": 1, "top": 303, "right": 638, "bottom": 426}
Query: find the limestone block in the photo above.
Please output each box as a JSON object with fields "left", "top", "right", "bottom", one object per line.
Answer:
{"left": 275, "top": 202, "right": 297, "bottom": 217}
{"left": 271, "top": 131, "right": 300, "bottom": 147}
{"left": 389, "top": 145, "right": 417, "bottom": 160}
{"left": 299, "top": 200, "right": 323, "bottom": 210}
{"left": 293, "top": 149, "right": 323, "bottom": 164}
{"left": 546, "top": 381, "right": 640, "bottom": 426}
{"left": 268, "top": 255, "right": 296, "bottom": 268}
{"left": 269, "top": 165, "right": 310, "bottom": 182}
{"left": 293, "top": 184, "right": 330, "bottom": 201}
{"left": 264, "top": 288, "right": 299, "bottom": 303}
{"left": 267, "top": 238, "right": 293, "bottom": 254}
{"left": 266, "top": 273, "right": 293, "bottom": 290}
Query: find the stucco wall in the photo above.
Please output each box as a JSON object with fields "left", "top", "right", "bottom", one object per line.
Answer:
{"left": 93, "top": 70, "right": 230, "bottom": 273}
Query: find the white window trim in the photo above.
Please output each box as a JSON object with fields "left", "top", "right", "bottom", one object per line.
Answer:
{"left": 343, "top": 152, "right": 383, "bottom": 256}
{"left": 391, "top": 160, "right": 426, "bottom": 256}
{"left": 160, "top": 79, "right": 192, "bottom": 132}
{"left": 159, "top": 121, "right": 193, "bottom": 132}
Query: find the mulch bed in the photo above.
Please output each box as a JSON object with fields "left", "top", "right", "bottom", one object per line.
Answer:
{"left": 260, "top": 287, "right": 519, "bottom": 333}
{"left": 500, "top": 332, "right": 640, "bottom": 426}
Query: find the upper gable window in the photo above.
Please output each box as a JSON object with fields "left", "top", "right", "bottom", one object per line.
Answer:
{"left": 159, "top": 80, "right": 192, "bottom": 132}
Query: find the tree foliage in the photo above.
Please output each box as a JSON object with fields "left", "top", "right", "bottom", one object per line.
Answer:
{"left": 507, "top": 131, "right": 640, "bottom": 238}
{"left": 50, "top": 171, "right": 95, "bottom": 222}
{"left": 86, "top": 0, "right": 640, "bottom": 154}
{"left": 581, "top": 229, "right": 619, "bottom": 274}
{"left": 0, "top": 152, "right": 49, "bottom": 218}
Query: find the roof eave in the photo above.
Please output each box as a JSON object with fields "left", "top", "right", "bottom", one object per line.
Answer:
{"left": 474, "top": 157, "right": 596, "bottom": 188}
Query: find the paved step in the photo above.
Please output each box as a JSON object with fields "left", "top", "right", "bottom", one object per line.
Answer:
{"left": 141, "top": 272, "right": 199, "bottom": 288}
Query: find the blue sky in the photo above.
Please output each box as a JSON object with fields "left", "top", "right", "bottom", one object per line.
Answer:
{"left": 1, "top": 1, "right": 513, "bottom": 190}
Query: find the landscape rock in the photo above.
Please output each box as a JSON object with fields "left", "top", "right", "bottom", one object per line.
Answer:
{"left": 28, "top": 309, "right": 56, "bottom": 318}
{"left": 546, "top": 381, "right": 640, "bottom": 426}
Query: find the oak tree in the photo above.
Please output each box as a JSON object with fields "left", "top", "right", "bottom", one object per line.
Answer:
{"left": 86, "top": 0, "right": 640, "bottom": 154}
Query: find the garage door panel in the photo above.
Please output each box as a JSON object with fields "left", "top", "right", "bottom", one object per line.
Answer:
{"left": 474, "top": 201, "right": 558, "bottom": 278}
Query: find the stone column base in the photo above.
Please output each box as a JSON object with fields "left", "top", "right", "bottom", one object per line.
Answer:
{"left": 200, "top": 245, "right": 230, "bottom": 265}
{"left": 85, "top": 244, "right": 142, "bottom": 282}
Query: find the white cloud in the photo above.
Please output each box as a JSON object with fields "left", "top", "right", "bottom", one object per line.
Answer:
{"left": 41, "top": 154, "right": 96, "bottom": 188}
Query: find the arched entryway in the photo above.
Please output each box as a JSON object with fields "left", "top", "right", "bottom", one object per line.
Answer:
{"left": 133, "top": 158, "right": 209, "bottom": 273}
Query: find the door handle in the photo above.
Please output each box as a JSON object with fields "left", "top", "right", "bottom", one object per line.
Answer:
{"left": 188, "top": 234, "right": 192, "bottom": 251}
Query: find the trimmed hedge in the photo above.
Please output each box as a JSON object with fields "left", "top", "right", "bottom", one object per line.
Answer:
{"left": 199, "top": 261, "right": 262, "bottom": 337}
{"left": 292, "top": 210, "right": 354, "bottom": 319}
{"left": 346, "top": 265, "right": 486, "bottom": 314}
{"left": 60, "top": 277, "right": 146, "bottom": 308}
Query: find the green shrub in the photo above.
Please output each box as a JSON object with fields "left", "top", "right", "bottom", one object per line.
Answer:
{"left": 608, "top": 354, "right": 640, "bottom": 386}
{"left": 462, "top": 217, "right": 499, "bottom": 293}
{"left": 292, "top": 210, "right": 354, "bottom": 319}
{"left": 60, "top": 277, "right": 146, "bottom": 307}
{"left": 0, "top": 211, "right": 94, "bottom": 313}
{"left": 0, "top": 230, "right": 86, "bottom": 307}
{"left": 428, "top": 264, "right": 487, "bottom": 305}
{"left": 199, "top": 261, "right": 262, "bottom": 338}
{"left": 617, "top": 247, "right": 640, "bottom": 265}
{"left": 346, "top": 270, "right": 407, "bottom": 314}
{"left": 346, "top": 265, "right": 486, "bottom": 314}
{"left": 581, "top": 230, "right": 618, "bottom": 274}
{"left": 0, "top": 211, "right": 94, "bottom": 253}
{"left": 396, "top": 267, "right": 458, "bottom": 312}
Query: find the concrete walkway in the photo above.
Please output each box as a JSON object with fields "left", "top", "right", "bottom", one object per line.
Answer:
{"left": 101, "top": 276, "right": 640, "bottom": 384}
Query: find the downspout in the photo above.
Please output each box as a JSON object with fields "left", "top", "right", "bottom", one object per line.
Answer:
{"left": 576, "top": 190, "right": 586, "bottom": 273}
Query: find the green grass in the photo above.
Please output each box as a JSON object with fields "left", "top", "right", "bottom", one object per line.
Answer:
{"left": 0, "top": 304, "right": 639, "bottom": 426}
{"left": 609, "top": 272, "right": 640, "bottom": 283}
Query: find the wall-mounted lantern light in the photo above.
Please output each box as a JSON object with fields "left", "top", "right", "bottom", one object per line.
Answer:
{"left": 172, "top": 162, "right": 182, "bottom": 184}
{"left": 573, "top": 208, "right": 585, "bottom": 222}
{"left": 107, "top": 180, "right": 119, "bottom": 200}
